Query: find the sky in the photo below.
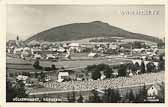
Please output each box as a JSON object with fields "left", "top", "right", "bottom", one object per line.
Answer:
{"left": 7, "top": 5, "right": 165, "bottom": 41}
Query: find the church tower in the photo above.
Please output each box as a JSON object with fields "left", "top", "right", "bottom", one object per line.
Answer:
{"left": 16, "top": 35, "right": 20, "bottom": 47}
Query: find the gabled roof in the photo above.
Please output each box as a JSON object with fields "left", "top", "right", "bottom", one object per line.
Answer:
{"left": 58, "top": 72, "right": 69, "bottom": 76}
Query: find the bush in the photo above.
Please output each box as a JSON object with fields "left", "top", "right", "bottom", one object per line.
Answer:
{"left": 85, "top": 64, "right": 114, "bottom": 80}
{"left": 91, "top": 70, "right": 101, "bottom": 80}
{"left": 51, "top": 64, "right": 57, "bottom": 70}
{"left": 118, "top": 64, "right": 127, "bottom": 77}
{"left": 44, "top": 67, "right": 52, "bottom": 71}
{"left": 33, "top": 60, "right": 43, "bottom": 70}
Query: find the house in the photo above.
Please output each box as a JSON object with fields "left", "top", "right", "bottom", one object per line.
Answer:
{"left": 109, "top": 44, "right": 118, "bottom": 49}
{"left": 128, "top": 72, "right": 134, "bottom": 77}
{"left": 33, "top": 54, "right": 42, "bottom": 59}
{"left": 7, "top": 40, "right": 17, "bottom": 47}
{"left": 22, "top": 47, "right": 32, "bottom": 57}
{"left": 88, "top": 52, "right": 98, "bottom": 57}
{"left": 57, "top": 72, "right": 69, "bottom": 82}
{"left": 65, "top": 50, "right": 71, "bottom": 59}
{"left": 68, "top": 43, "right": 80, "bottom": 47}
{"left": 44, "top": 75, "right": 51, "bottom": 82}
{"left": 133, "top": 48, "right": 145, "bottom": 53}
{"left": 16, "top": 75, "right": 29, "bottom": 84}
{"left": 28, "top": 40, "right": 40, "bottom": 46}
{"left": 13, "top": 48, "right": 23, "bottom": 55}
{"left": 112, "top": 72, "right": 118, "bottom": 77}
{"left": 46, "top": 54, "right": 56, "bottom": 60}
{"left": 69, "top": 43, "right": 81, "bottom": 53}
{"left": 132, "top": 59, "right": 142, "bottom": 65}
{"left": 100, "top": 71, "right": 106, "bottom": 80}
{"left": 144, "top": 61, "right": 150, "bottom": 70}
{"left": 153, "top": 62, "right": 159, "bottom": 70}
{"left": 57, "top": 47, "right": 66, "bottom": 53}
{"left": 31, "top": 48, "right": 42, "bottom": 54}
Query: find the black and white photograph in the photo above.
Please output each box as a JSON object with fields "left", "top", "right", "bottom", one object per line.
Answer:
{"left": 6, "top": 5, "right": 165, "bottom": 103}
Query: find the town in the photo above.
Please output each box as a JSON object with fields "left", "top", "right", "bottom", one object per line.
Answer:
{"left": 6, "top": 35, "right": 165, "bottom": 103}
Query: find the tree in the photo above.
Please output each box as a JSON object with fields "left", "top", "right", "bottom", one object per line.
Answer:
{"left": 15, "top": 80, "right": 28, "bottom": 98}
{"left": 103, "top": 88, "right": 112, "bottom": 103}
{"left": 44, "top": 67, "right": 52, "bottom": 71}
{"left": 67, "top": 88, "right": 76, "bottom": 102}
{"left": 96, "top": 64, "right": 107, "bottom": 71}
{"left": 85, "top": 64, "right": 113, "bottom": 80}
{"left": 67, "top": 93, "right": 71, "bottom": 102}
{"left": 133, "top": 41, "right": 144, "bottom": 49}
{"left": 39, "top": 72, "right": 46, "bottom": 82}
{"left": 85, "top": 65, "right": 97, "bottom": 72}
{"left": 128, "top": 63, "right": 134, "bottom": 70}
{"left": 89, "top": 89, "right": 102, "bottom": 103}
{"left": 35, "top": 72, "right": 38, "bottom": 78}
{"left": 110, "top": 89, "right": 116, "bottom": 103}
{"left": 102, "top": 88, "right": 121, "bottom": 103}
{"left": 6, "top": 80, "right": 28, "bottom": 102}
{"left": 157, "top": 42, "right": 165, "bottom": 49}
{"left": 77, "top": 94, "right": 84, "bottom": 103}
{"left": 103, "top": 66, "right": 113, "bottom": 79}
{"left": 118, "top": 64, "right": 127, "bottom": 77}
{"left": 91, "top": 70, "right": 101, "bottom": 80}
{"left": 33, "top": 59, "right": 43, "bottom": 70}
{"left": 142, "top": 84, "right": 147, "bottom": 99}
{"left": 134, "top": 62, "right": 140, "bottom": 71}
{"left": 128, "top": 89, "right": 135, "bottom": 102}
{"left": 51, "top": 64, "right": 56, "bottom": 70}
{"left": 146, "top": 62, "right": 152, "bottom": 73}
{"left": 115, "top": 89, "right": 121, "bottom": 102}
{"left": 159, "top": 82, "right": 165, "bottom": 103}
{"left": 140, "top": 61, "right": 146, "bottom": 73}
{"left": 147, "top": 62, "right": 155, "bottom": 73}
{"left": 102, "top": 88, "right": 109, "bottom": 103}
{"left": 71, "top": 88, "right": 76, "bottom": 102}
{"left": 6, "top": 81, "right": 17, "bottom": 102}
{"left": 16, "top": 35, "right": 19, "bottom": 41}
{"left": 159, "top": 54, "right": 165, "bottom": 71}
{"left": 136, "top": 84, "right": 147, "bottom": 102}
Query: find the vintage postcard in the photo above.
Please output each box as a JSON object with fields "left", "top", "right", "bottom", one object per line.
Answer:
{"left": 0, "top": 0, "right": 167, "bottom": 107}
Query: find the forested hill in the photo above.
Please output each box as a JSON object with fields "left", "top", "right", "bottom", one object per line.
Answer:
{"left": 25, "top": 21, "right": 162, "bottom": 43}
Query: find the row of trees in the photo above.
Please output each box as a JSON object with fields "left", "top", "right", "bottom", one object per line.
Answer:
{"left": 32, "top": 54, "right": 164, "bottom": 81}
{"left": 6, "top": 78, "right": 164, "bottom": 103}
{"left": 85, "top": 64, "right": 114, "bottom": 80}
{"left": 33, "top": 59, "right": 57, "bottom": 71}
{"left": 65, "top": 86, "right": 146, "bottom": 103}
{"left": 84, "top": 57, "right": 164, "bottom": 80}
{"left": 128, "top": 58, "right": 164, "bottom": 74}
{"left": 65, "top": 83, "right": 165, "bottom": 103}
{"left": 88, "top": 87, "right": 146, "bottom": 103}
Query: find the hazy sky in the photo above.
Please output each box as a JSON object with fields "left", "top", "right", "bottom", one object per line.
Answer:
{"left": 7, "top": 5, "right": 165, "bottom": 40}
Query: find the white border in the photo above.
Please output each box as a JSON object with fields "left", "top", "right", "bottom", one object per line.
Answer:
{"left": 0, "top": 0, "right": 167, "bottom": 107}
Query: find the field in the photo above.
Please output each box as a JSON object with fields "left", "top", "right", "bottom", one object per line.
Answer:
{"left": 7, "top": 55, "right": 131, "bottom": 71}
{"left": 29, "top": 71, "right": 164, "bottom": 99}
{"left": 6, "top": 55, "right": 165, "bottom": 101}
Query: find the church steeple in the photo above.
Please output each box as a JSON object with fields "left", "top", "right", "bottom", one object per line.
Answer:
{"left": 16, "top": 35, "right": 19, "bottom": 41}
{"left": 16, "top": 35, "right": 20, "bottom": 47}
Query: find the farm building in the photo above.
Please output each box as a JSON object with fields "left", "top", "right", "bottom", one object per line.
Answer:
{"left": 57, "top": 71, "right": 69, "bottom": 82}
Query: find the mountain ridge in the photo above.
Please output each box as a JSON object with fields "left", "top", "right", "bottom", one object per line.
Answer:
{"left": 25, "top": 21, "right": 162, "bottom": 43}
